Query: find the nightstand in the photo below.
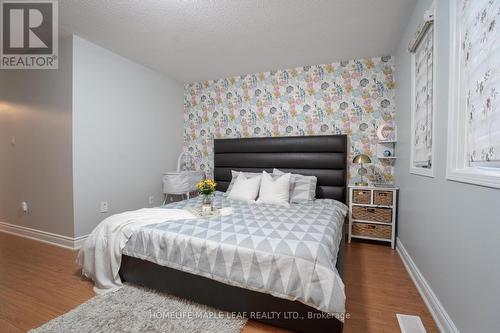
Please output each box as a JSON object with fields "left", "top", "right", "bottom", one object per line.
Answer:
{"left": 348, "top": 185, "right": 398, "bottom": 249}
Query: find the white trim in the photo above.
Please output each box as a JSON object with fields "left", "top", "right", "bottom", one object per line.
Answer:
{"left": 410, "top": 165, "right": 434, "bottom": 177}
{"left": 0, "top": 221, "right": 87, "bottom": 250}
{"left": 408, "top": 8, "right": 435, "bottom": 52}
{"left": 73, "top": 234, "right": 88, "bottom": 249}
{"left": 397, "top": 238, "right": 460, "bottom": 333}
{"left": 447, "top": 167, "right": 500, "bottom": 189}
{"left": 446, "top": 0, "right": 500, "bottom": 189}
{"left": 410, "top": 3, "right": 436, "bottom": 178}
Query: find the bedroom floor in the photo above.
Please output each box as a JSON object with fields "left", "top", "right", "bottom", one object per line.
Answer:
{"left": 0, "top": 232, "right": 438, "bottom": 333}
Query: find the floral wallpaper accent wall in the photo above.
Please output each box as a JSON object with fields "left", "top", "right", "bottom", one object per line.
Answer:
{"left": 183, "top": 56, "right": 396, "bottom": 184}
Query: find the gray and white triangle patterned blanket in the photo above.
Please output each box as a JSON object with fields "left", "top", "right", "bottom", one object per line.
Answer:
{"left": 123, "top": 192, "right": 347, "bottom": 315}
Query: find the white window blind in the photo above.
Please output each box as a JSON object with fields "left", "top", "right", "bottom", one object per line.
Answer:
{"left": 460, "top": 0, "right": 500, "bottom": 167}
{"left": 412, "top": 24, "right": 434, "bottom": 168}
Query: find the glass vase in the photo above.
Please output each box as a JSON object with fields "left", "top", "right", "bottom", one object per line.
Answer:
{"left": 201, "top": 194, "right": 213, "bottom": 215}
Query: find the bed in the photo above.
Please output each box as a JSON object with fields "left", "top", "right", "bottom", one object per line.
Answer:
{"left": 119, "top": 135, "right": 348, "bottom": 333}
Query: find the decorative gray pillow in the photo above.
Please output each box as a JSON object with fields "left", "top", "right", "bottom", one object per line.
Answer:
{"left": 224, "top": 170, "right": 262, "bottom": 195}
{"left": 273, "top": 168, "right": 317, "bottom": 203}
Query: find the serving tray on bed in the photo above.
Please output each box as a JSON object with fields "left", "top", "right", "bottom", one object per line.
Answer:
{"left": 186, "top": 206, "right": 222, "bottom": 218}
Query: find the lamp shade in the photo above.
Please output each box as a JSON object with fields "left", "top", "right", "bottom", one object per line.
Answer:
{"left": 353, "top": 154, "right": 371, "bottom": 164}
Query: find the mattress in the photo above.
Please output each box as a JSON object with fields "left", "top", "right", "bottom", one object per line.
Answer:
{"left": 123, "top": 191, "right": 347, "bottom": 314}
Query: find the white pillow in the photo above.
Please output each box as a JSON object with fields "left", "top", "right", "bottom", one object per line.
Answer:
{"left": 224, "top": 170, "right": 261, "bottom": 196}
{"left": 228, "top": 172, "right": 262, "bottom": 202}
{"left": 257, "top": 171, "right": 291, "bottom": 207}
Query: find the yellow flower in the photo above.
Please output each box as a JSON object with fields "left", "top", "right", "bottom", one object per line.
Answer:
{"left": 197, "top": 179, "right": 217, "bottom": 195}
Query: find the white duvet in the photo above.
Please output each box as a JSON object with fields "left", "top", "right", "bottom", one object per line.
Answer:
{"left": 77, "top": 208, "right": 195, "bottom": 294}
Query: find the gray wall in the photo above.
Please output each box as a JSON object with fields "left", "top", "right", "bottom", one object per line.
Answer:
{"left": 395, "top": 0, "right": 500, "bottom": 332}
{"left": 72, "top": 36, "right": 184, "bottom": 237}
{"left": 0, "top": 37, "right": 74, "bottom": 237}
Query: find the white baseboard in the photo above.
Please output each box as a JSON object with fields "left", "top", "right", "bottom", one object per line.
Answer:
{"left": 0, "top": 221, "right": 87, "bottom": 250}
{"left": 73, "top": 235, "right": 88, "bottom": 249}
{"left": 397, "top": 237, "right": 459, "bottom": 333}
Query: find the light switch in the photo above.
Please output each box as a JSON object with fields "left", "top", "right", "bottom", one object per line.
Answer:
{"left": 11, "top": 136, "right": 16, "bottom": 146}
{"left": 100, "top": 201, "right": 108, "bottom": 213}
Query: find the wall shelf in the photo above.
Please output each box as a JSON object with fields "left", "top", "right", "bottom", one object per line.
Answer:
{"left": 376, "top": 140, "right": 397, "bottom": 159}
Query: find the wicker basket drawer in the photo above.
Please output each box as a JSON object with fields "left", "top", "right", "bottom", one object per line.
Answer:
{"left": 374, "top": 190, "right": 393, "bottom": 206}
{"left": 352, "top": 189, "right": 371, "bottom": 204}
{"left": 352, "top": 206, "right": 392, "bottom": 223}
{"left": 352, "top": 223, "right": 391, "bottom": 239}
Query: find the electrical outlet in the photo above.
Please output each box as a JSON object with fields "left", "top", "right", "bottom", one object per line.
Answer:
{"left": 100, "top": 201, "right": 109, "bottom": 213}
{"left": 148, "top": 195, "right": 155, "bottom": 206}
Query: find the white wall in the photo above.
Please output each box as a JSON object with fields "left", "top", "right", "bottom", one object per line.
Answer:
{"left": 395, "top": 1, "right": 500, "bottom": 332}
{"left": 72, "top": 36, "right": 184, "bottom": 237}
{"left": 0, "top": 37, "right": 74, "bottom": 237}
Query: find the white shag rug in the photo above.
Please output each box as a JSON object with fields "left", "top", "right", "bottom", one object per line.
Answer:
{"left": 29, "top": 284, "right": 247, "bottom": 333}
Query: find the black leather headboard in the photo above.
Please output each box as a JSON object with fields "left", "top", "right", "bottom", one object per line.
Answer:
{"left": 213, "top": 135, "right": 347, "bottom": 203}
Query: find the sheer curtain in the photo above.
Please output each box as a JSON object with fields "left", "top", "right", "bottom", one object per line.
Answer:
{"left": 413, "top": 24, "right": 434, "bottom": 168}
{"left": 461, "top": 0, "right": 500, "bottom": 167}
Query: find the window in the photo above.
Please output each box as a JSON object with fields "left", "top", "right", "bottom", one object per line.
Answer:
{"left": 447, "top": 0, "right": 500, "bottom": 189}
{"left": 410, "top": 8, "right": 435, "bottom": 177}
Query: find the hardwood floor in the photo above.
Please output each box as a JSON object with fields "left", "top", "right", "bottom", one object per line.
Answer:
{"left": 343, "top": 241, "right": 438, "bottom": 333}
{"left": 0, "top": 232, "right": 438, "bottom": 333}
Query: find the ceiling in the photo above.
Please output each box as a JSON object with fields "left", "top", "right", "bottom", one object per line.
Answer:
{"left": 59, "top": 0, "right": 417, "bottom": 83}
